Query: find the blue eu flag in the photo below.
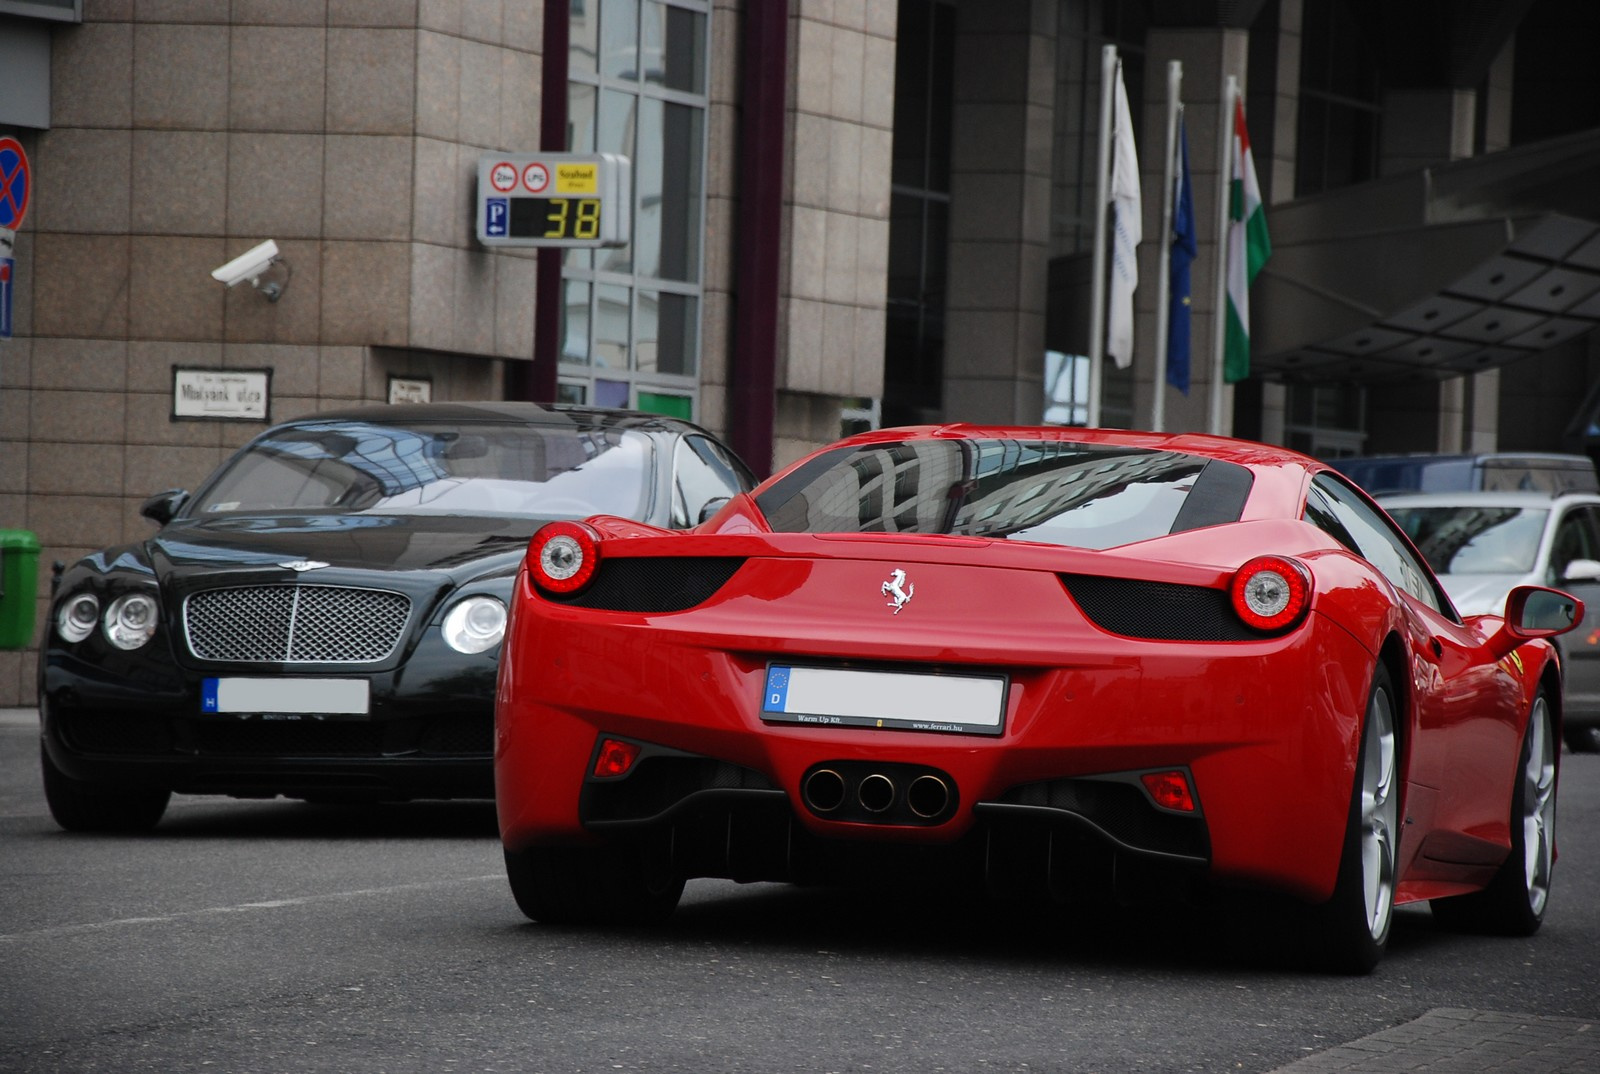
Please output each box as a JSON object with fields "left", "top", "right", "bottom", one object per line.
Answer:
{"left": 1167, "top": 119, "right": 1197, "bottom": 394}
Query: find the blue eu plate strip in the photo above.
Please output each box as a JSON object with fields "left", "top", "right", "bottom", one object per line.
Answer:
{"left": 763, "top": 666, "right": 791, "bottom": 713}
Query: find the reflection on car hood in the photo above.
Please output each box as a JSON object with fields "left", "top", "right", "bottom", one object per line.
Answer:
{"left": 149, "top": 513, "right": 542, "bottom": 578}
{"left": 1438, "top": 572, "right": 1532, "bottom": 617}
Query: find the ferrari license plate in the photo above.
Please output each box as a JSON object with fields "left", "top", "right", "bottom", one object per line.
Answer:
{"left": 760, "top": 665, "right": 1006, "bottom": 735}
{"left": 201, "top": 677, "right": 370, "bottom": 715}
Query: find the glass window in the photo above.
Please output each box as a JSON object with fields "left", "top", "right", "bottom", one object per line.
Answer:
{"left": 643, "top": 1, "right": 705, "bottom": 93}
{"left": 192, "top": 420, "right": 656, "bottom": 520}
{"left": 1386, "top": 503, "right": 1549, "bottom": 577}
{"left": 1296, "top": 0, "right": 1381, "bottom": 196}
{"left": 671, "top": 434, "right": 752, "bottom": 527}
{"left": 637, "top": 290, "right": 697, "bottom": 375}
{"left": 562, "top": 0, "right": 709, "bottom": 418}
{"left": 756, "top": 438, "right": 1249, "bottom": 549}
{"left": 571, "top": 0, "right": 600, "bottom": 76}
{"left": 600, "top": 0, "right": 640, "bottom": 81}
{"left": 1308, "top": 475, "right": 1449, "bottom": 615}
{"left": 1547, "top": 507, "right": 1599, "bottom": 585}
{"left": 594, "top": 283, "right": 631, "bottom": 370}
{"left": 563, "top": 279, "right": 592, "bottom": 363}
{"left": 884, "top": 1, "right": 955, "bottom": 427}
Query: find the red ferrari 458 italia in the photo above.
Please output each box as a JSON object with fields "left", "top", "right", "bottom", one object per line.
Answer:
{"left": 494, "top": 426, "right": 1580, "bottom": 972}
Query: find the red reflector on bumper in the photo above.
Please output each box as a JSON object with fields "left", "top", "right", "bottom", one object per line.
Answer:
{"left": 593, "top": 738, "right": 641, "bottom": 779}
{"left": 1140, "top": 770, "right": 1196, "bottom": 812}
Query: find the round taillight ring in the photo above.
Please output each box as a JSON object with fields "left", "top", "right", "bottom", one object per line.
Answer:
{"left": 1230, "top": 555, "right": 1312, "bottom": 632}
{"left": 530, "top": 521, "right": 601, "bottom": 595}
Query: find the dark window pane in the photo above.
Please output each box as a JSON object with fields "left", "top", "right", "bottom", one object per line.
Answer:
{"left": 644, "top": 2, "right": 705, "bottom": 93}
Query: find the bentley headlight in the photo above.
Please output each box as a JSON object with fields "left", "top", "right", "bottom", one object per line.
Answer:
{"left": 442, "top": 596, "right": 507, "bottom": 654}
{"left": 103, "top": 592, "right": 160, "bottom": 650}
{"left": 56, "top": 593, "right": 101, "bottom": 643}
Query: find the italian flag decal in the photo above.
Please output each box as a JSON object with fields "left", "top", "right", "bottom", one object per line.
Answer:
{"left": 1224, "top": 96, "right": 1271, "bottom": 383}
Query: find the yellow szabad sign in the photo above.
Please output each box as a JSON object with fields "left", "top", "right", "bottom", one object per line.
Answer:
{"left": 555, "top": 164, "right": 599, "bottom": 194}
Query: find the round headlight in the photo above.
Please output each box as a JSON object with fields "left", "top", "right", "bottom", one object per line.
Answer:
{"left": 103, "top": 592, "right": 160, "bottom": 650}
{"left": 442, "top": 596, "right": 507, "bottom": 654}
{"left": 56, "top": 593, "right": 101, "bottom": 643}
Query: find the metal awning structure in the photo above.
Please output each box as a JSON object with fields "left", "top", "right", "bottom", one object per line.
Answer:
{"left": 1251, "top": 128, "right": 1600, "bottom": 384}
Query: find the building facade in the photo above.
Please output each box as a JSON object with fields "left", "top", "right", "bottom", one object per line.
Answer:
{"left": 2, "top": 0, "right": 1599, "bottom": 704}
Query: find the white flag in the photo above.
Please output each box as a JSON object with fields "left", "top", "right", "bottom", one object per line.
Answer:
{"left": 1107, "top": 63, "right": 1141, "bottom": 369}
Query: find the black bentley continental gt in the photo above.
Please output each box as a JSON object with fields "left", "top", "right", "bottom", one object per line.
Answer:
{"left": 39, "top": 402, "right": 756, "bottom": 832}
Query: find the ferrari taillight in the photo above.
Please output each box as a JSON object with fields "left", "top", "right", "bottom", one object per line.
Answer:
{"left": 1229, "top": 555, "right": 1311, "bottom": 632}
{"left": 1140, "top": 770, "right": 1197, "bottom": 813}
{"left": 529, "top": 520, "right": 601, "bottom": 595}
{"left": 592, "top": 737, "right": 640, "bottom": 778}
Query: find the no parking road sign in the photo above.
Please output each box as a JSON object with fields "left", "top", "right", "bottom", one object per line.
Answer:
{"left": 0, "top": 138, "right": 30, "bottom": 232}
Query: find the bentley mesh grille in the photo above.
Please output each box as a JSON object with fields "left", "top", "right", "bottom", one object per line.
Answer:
{"left": 1061, "top": 574, "right": 1257, "bottom": 641}
{"left": 184, "top": 585, "right": 411, "bottom": 663}
{"left": 548, "top": 557, "right": 745, "bottom": 612}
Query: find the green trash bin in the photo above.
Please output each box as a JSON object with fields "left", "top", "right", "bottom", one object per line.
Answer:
{"left": 0, "top": 529, "right": 41, "bottom": 650}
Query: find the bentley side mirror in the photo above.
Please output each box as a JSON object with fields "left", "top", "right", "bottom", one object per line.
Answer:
{"left": 697, "top": 497, "right": 732, "bottom": 525}
{"left": 139, "top": 489, "right": 190, "bottom": 526}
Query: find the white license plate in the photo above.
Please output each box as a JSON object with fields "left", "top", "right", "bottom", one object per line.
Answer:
{"left": 201, "top": 677, "right": 370, "bottom": 715}
{"left": 761, "top": 665, "right": 1006, "bottom": 736}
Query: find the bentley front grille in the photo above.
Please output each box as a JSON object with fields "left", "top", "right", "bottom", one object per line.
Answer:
{"left": 184, "top": 585, "right": 411, "bottom": 663}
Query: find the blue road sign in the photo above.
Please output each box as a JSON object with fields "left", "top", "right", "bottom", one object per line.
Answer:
{"left": 0, "top": 139, "right": 29, "bottom": 231}
{"left": 486, "top": 198, "right": 509, "bottom": 237}
{"left": 0, "top": 257, "right": 12, "bottom": 340}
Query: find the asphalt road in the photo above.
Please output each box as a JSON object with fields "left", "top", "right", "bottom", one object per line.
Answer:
{"left": 3, "top": 706, "right": 1598, "bottom": 1074}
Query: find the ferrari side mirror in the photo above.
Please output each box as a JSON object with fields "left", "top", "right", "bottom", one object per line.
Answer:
{"left": 1484, "top": 585, "right": 1584, "bottom": 661}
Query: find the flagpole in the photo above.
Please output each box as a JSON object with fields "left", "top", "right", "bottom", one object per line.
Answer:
{"left": 1152, "top": 61, "right": 1181, "bottom": 433}
{"left": 1209, "top": 76, "right": 1237, "bottom": 436}
{"left": 1087, "top": 44, "right": 1116, "bottom": 428}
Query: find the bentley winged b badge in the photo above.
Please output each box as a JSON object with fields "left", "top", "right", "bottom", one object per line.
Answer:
{"left": 880, "top": 568, "right": 914, "bottom": 614}
{"left": 279, "top": 559, "right": 329, "bottom": 573}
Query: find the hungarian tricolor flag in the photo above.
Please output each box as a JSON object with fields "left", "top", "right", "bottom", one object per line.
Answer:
{"left": 1224, "top": 96, "right": 1270, "bottom": 383}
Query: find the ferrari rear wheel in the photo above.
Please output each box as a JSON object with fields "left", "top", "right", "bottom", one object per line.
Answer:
{"left": 1314, "top": 664, "right": 1399, "bottom": 975}
{"left": 504, "top": 843, "right": 685, "bottom": 926}
{"left": 40, "top": 743, "right": 170, "bottom": 833}
{"left": 1431, "top": 689, "right": 1556, "bottom": 936}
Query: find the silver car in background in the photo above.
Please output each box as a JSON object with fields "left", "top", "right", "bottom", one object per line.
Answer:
{"left": 1384, "top": 490, "right": 1600, "bottom": 752}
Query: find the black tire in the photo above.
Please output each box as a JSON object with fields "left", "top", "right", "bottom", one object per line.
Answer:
{"left": 1562, "top": 721, "right": 1600, "bottom": 753}
{"left": 40, "top": 743, "right": 170, "bottom": 833}
{"left": 504, "top": 843, "right": 684, "bottom": 926}
{"left": 1431, "top": 688, "right": 1556, "bottom": 936}
{"left": 1312, "top": 664, "right": 1401, "bottom": 975}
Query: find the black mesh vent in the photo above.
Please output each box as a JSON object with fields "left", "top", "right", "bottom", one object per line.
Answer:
{"left": 417, "top": 714, "right": 493, "bottom": 755}
{"left": 582, "top": 756, "right": 779, "bottom": 824}
{"left": 62, "top": 714, "right": 174, "bottom": 754}
{"left": 191, "top": 720, "right": 388, "bottom": 757}
{"left": 1061, "top": 574, "right": 1257, "bottom": 641}
{"left": 550, "top": 557, "right": 745, "bottom": 612}
{"left": 997, "top": 777, "right": 1209, "bottom": 860}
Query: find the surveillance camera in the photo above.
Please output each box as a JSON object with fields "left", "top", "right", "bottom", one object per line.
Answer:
{"left": 211, "top": 240, "right": 280, "bottom": 287}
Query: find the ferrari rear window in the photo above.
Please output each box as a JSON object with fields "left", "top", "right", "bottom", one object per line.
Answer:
{"left": 756, "top": 439, "right": 1252, "bottom": 549}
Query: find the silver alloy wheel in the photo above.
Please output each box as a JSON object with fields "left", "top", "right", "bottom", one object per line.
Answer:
{"left": 1522, "top": 694, "right": 1557, "bottom": 917}
{"left": 1360, "top": 685, "right": 1399, "bottom": 940}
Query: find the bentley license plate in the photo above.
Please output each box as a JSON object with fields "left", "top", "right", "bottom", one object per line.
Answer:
{"left": 760, "top": 665, "right": 1005, "bottom": 736}
{"left": 201, "top": 677, "right": 370, "bottom": 715}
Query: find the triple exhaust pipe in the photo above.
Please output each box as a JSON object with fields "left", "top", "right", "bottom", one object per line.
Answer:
{"left": 801, "top": 762, "right": 956, "bottom": 825}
